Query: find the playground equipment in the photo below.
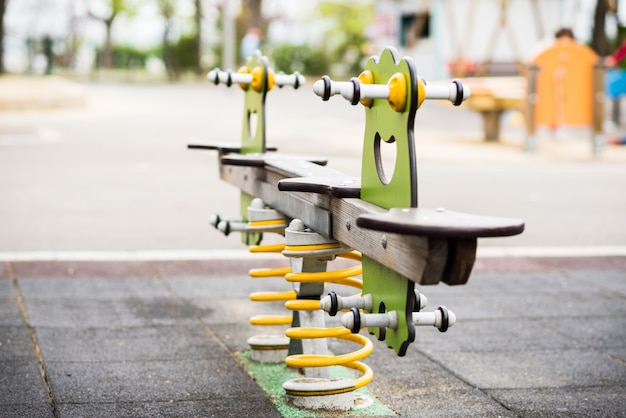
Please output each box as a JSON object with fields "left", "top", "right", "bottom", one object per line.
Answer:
{"left": 190, "top": 48, "right": 524, "bottom": 411}
{"left": 527, "top": 35, "right": 604, "bottom": 154}
{"left": 464, "top": 34, "right": 605, "bottom": 155}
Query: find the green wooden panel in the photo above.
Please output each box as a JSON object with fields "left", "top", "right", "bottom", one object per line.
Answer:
{"left": 239, "top": 51, "right": 271, "bottom": 244}
{"left": 360, "top": 47, "right": 418, "bottom": 210}
{"left": 357, "top": 48, "right": 421, "bottom": 354}
{"left": 361, "top": 255, "right": 415, "bottom": 356}
{"left": 240, "top": 51, "right": 269, "bottom": 154}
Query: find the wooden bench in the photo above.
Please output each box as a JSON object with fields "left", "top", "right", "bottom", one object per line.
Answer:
{"left": 464, "top": 77, "right": 526, "bottom": 141}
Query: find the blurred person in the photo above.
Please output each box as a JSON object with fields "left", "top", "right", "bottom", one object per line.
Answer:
{"left": 241, "top": 27, "right": 262, "bottom": 61}
{"left": 554, "top": 27, "right": 575, "bottom": 42}
{"left": 605, "top": 37, "right": 626, "bottom": 144}
{"left": 605, "top": 39, "right": 626, "bottom": 68}
{"left": 530, "top": 27, "right": 599, "bottom": 134}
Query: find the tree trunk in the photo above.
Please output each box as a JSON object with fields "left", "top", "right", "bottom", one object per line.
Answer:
{"left": 592, "top": 0, "right": 608, "bottom": 55}
{"left": 246, "top": 0, "right": 263, "bottom": 29}
{"left": 102, "top": 19, "right": 114, "bottom": 68}
{"left": 0, "top": 0, "right": 7, "bottom": 74}
{"left": 194, "top": 0, "right": 202, "bottom": 75}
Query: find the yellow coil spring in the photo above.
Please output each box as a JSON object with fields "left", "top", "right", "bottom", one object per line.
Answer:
{"left": 283, "top": 250, "right": 374, "bottom": 389}
{"left": 248, "top": 243, "right": 293, "bottom": 326}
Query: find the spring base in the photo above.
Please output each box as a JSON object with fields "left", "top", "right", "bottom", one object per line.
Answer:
{"left": 247, "top": 335, "right": 289, "bottom": 364}
{"left": 283, "top": 377, "right": 356, "bottom": 411}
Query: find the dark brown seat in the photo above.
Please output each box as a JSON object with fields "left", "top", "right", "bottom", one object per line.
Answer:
{"left": 357, "top": 207, "right": 524, "bottom": 239}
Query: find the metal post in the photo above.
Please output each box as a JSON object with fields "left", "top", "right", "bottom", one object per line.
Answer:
{"left": 525, "top": 65, "right": 539, "bottom": 153}
{"left": 592, "top": 61, "right": 605, "bottom": 156}
{"left": 611, "top": 97, "right": 620, "bottom": 126}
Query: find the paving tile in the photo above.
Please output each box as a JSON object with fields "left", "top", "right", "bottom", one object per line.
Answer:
{"left": 25, "top": 297, "right": 202, "bottom": 328}
{"left": 461, "top": 271, "right": 593, "bottom": 295}
{"left": 0, "top": 403, "right": 53, "bottom": 418}
{"left": 487, "top": 386, "right": 626, "bottom": 418}
{"left": 568, "top": 269, "right": 626, "bottom": 296}
{"left": 414, "top": 318, "right": 579, "bottom": 353}
{"left": 0, "top": 359, "right": 50, "bottom": 405}
{"left": 367, "top": 344, "right": 470, "bottom": 396}
{"left": 606, "top": 347, "right": 626, "bottom": 363}
{"left": 0, "top": 262, "right": 9, "bottom": 279}
{"left": 18, "top": 277, "right": 171, "bottom": 300}
{"left": 165, "top": 274, "right": 289, "bottom": 300}
{"left": 188, "top": 295, "right": 288, "bottom": 324}
{"left": 0, "top": 326, "right": 34, "bottom": 361}
{"left": 378, "top": 388, "right": 516, "bottom": 418}
{"left": 56, "top": 397, "right": 280, "bottom": 418}
{"left": 476, "top": 284, "right": 626, "bottom": 320}
{"left": 10, "top": 260, "right": 153, "bottom": 279}
{"left": 0, "top": 279, "right": 13, "bottom": 295}
{"left": 147, "top": 258, "right": 287, "bottom": 279}
{"left": 327, "top": 334, "right": 515, "bottom": 417}
{"left": 0, "top": 288, "right": 25, "bottom": 327}
{"left": 208, "top": 322, "right": 258, "bottom": 352}
{"left": 540, "top": 316, "right": 626, "bottom": 350}
{"left": 46, "top": 358, "right": 271, "bottom": 404}
{"left": 422, "top": 349, "right": 626, "bottom": 389}
{"left": 35, "top": 325, "right": 226, "bottom": 362}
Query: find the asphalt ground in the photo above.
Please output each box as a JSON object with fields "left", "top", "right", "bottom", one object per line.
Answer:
{"left": 1, "top": 77, "right": 625, "bottom": 252}
{"left": 0, "top": 76, "right": 625, "bottom": 417}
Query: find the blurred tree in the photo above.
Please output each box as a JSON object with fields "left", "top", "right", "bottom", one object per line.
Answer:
{"left": 88, "top": 0, "right": 138, "bottom": 68}
{"left": 158, "top": 0, "right": 177, "bottom": 80}
{"left": 271, "top": 43, "right": 329, "bottom": 76}
{"left": 236, "top": 0, "right": 267, "bottom": 64}
{"left": 0, "top": 0, "right": 7, "bottom": 74}
{"left": 317, "top": 1, "right": 373, "bottom": 76}
{"left": 245, "top": 0, "right": 263, "bottom": 29}
{"left": 193, "top": 0, "right": 202, "bottom": 74}
{"left": 591, "top": 0, "right": 609, "bottom": 55}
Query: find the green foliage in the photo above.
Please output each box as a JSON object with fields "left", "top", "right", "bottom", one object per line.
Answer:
{"left": 95, "top": 45, "right": 159, "bottom": 69}
{"left": 316, "top": 1, "right": 374, "bottom": 76}
{"left": 267, "top": 2, "right": 373, "bottom": 77}
{"left": 271, "top": 44, "right": 329, "bottom": 76}
{"left": 111, "top": 0, "right": 138, "bottom": 16}
{"left": 172, "top": 35, "right": 198, "bottom": 69}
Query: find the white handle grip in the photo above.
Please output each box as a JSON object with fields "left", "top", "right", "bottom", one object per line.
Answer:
{"left": 312, "top": 76, "right": 350, "bottom": 100}
{"left": 424, "top": 81, "right": 471, "bottom": 105}
{"left": 315, "top": 76, "right": 470, "bottom": 106}
{"left": 208, "top": 69, "right": 305, "bottom": 89}
{"left": 207, "top": 69, "right": 251, "bottom": 86}
{"left": 413, "top": 306, "right": 456, "bottom": 331}
{"left": 339, "top": 79, "right": 470, "bottom": 105}
{"left": 274, "top": 72, "right": 305, "bottom": 89}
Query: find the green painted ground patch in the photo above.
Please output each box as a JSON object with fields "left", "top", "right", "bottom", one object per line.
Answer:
{"left": 235, "top": 351, "right": 395, "bottom": 417}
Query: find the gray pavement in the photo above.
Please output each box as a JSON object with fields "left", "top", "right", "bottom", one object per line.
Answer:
{"left": 1, "top": 256, "right": 625, "bottom": 417}
{"left": 0, "top": 77, "right": 625, "bottom": 417}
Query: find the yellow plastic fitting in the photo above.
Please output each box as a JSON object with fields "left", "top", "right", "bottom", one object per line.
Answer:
{"left": 237, "top": 66, "right": 250, "bottom": 90}
{"left": 358, "top": 70, "right": 374, "bottom": 107}
{"left": 417, "top": 76, "right": 426, "bottom": 109}
{"left": 387, "top": 72, "right": 407, "bottom": 112}
{"left": 251, "top": 66, "right": 275, "bottom": 92}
